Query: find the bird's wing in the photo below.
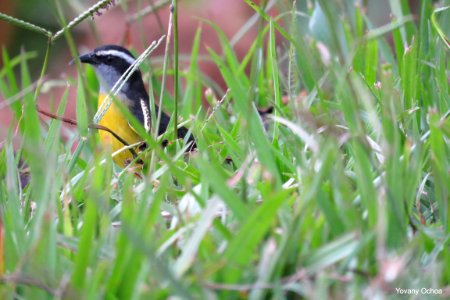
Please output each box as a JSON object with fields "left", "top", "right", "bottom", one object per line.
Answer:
{"left": 127, "top": 96, "right": 171, "bottom": 137}
{"left": 123, "top": 79, "right": 152, "bottom": 135}
{"left": 127, "top": 93, "right": 194, "bottom": 147}
{"left": 131, "top": 98, "right": 151, "bottom": 133}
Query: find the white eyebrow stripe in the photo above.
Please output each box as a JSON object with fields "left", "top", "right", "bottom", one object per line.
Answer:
{"left": 96, "top": 49, "right": 135, "bottom": 65}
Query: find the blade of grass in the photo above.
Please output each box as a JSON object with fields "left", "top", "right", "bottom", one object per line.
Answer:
{"left": 222, "top": 189, "right": 292, "bottom": 283}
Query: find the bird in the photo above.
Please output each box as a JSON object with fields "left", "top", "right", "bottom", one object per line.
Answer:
{"left": 77, "top": 45, "right": 194, "bottom": 168}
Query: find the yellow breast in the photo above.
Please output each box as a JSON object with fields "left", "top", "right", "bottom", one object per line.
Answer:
{"left": 97, "top": 94, "right": 142, "bottom": 167}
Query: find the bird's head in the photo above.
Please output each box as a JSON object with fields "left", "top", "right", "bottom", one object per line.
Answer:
{"left": 78, "top": 45, "right": 144, "bottom": 94}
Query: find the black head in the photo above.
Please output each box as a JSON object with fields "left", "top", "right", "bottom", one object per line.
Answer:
{"left": 79, "top": 45, "right": 136, "bottom": 71}
{"left": 78, "top": 45, "right": 145, "bottom": 95}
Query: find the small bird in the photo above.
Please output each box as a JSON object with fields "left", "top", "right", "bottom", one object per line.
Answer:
{"left": 77, "top": 45, "right": 194, "bottom": 168}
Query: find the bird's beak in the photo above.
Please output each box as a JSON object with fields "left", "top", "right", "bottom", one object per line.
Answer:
{"left": 69, "top": 52, "right": 96, "bottom": 65}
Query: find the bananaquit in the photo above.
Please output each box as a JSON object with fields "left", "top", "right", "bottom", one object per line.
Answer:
{"left": 78, "top": 45, "right": 194, "bottom": 168}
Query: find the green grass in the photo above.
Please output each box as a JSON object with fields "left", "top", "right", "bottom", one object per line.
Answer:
{"left": 0, "top": 0, "right": 449, "bottom": 299}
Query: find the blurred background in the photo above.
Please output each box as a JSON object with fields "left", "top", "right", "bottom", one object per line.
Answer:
{"left": 0, "top": 0, "right": 431, "bottom": 140}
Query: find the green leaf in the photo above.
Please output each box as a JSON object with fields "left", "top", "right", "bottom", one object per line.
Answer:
{"left": 222, "top": 189, "right": 291, "bottom": 283}
{"left": 196, "top": 158, "right": 249, "bottom": 222}
{"left": 76, "top": 73, "right": 88, "bottom": 136}
{"left": 304, "top": 232, "right": 360, "bottom": 272}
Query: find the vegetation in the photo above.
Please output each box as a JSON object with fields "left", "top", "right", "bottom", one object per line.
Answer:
{"left": 0, "top": 0, "right": 449, "bottom": 298}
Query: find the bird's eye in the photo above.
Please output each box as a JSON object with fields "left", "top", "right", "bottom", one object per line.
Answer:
{"left": 106, "top": 55, "right": 113, "bottom": 61}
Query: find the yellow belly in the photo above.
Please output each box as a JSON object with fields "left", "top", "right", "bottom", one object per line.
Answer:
{"left": 97, "top": 94, "right": 142, "bottom": 168}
